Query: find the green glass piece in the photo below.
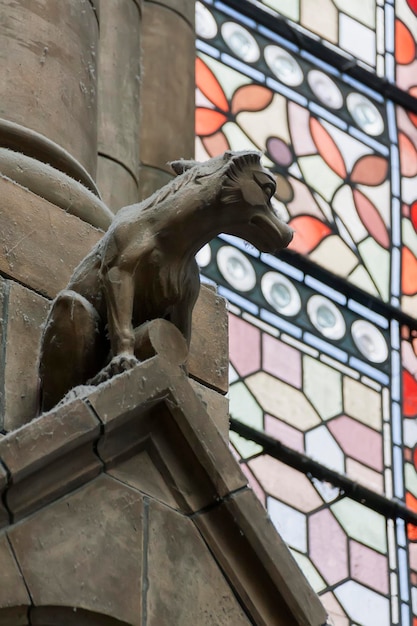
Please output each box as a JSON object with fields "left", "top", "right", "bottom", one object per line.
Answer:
{"left": 331, "top": 499, "right": 387, "bottom": 553}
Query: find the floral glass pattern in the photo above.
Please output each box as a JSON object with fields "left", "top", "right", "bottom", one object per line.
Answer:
{"left": 195, "top": 0, "right": 417, "bottom": 314}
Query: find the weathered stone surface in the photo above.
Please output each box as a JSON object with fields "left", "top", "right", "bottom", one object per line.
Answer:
{"left": 0, "top": 399, "right": 102, "bottom": 519}
{"left": 146, "top": 0, "right": 194, "bottom": 26}
{"left": 97, "top": 0, "right": 141, "bottom": 191}
{"left": 195, "top": 488, "right": 328, "bottom": 626}
{"left": 190, "top": 378, "right": 229, "bottom": 439}
{"left": 1, "top": 280, "right": 49, "bottom": 432}
{"left": 8, "top": 474, "right": 143, "bottom": 625}
{"left": 0, "top": 177, "right": 102, "bottom": 298}
{"left": 189, "top": 286, "right": 229, "bottom": 394}
{"left": 0, "top": 534, "right": 31, "bottom": 609}
{"left": 140, "top": 3, "right": 195, "bottom": 174}
{"left": 138, "top": 165, "right": 173, "bottom": 201}
{"left": 146, "top": 499, "right": 252, "bottom": 625}
{"left": 107, "top": 448, "right": 179, "bottom": 509}
{"left": 0, "top": 0, "right": 99, "bottom": 177}
{"left": 97, "top": 155, "right": 139, "bottom": 212}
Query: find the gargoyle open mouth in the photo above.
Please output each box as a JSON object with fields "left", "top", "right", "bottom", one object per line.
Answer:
{"left": 249, "top": 214, "right": 293, "bottom": 254}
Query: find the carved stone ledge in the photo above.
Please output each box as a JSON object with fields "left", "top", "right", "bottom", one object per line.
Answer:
{"left": 0, "top": 356, "right": 327, "bottom": 626}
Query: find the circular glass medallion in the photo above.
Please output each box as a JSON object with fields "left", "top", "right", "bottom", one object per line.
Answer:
{"left": 195, "top": 243, "right": 211, "bottom": 268}
{"left": 261, "top": 272, "right": 301, "bottom": 316}
{"left": 221, "top": 22, "right": 260, "bottom": 63}
{"left": 217, "top": 246, "right": 256, "bottom": 291}
{"left": 307, "top": 295, "right": 346, "bottom": 340}
{"left": 264, "top": 45, "right": 303, "bottom": 86}
{"left": 307, "top": 70, "right": 343, "bottom": 110}
{"left": 346, "top": 93, "right": 384, "bottom": 136}
{"left": 351, "top": 319, "right": 388, "bottom": 363}
{"left": 195, "top": 2, "right": 218, "bottom": 39}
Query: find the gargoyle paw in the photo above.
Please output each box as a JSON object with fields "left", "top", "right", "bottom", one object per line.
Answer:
{"left": 110, "top": 354, "right": 139, "bottom": 375}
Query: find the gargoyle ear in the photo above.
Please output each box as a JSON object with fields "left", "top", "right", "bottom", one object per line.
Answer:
{"left": 169, "top": 159, "right": 198, "bottom": 175}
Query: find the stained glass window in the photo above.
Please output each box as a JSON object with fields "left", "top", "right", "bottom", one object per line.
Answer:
{"left": 195, "top": 1, "right": 417, "bottom": 625}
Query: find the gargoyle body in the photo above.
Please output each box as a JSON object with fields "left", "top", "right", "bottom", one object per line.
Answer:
{"left": 40, "top": 151, "right": 293, "bottom": 411}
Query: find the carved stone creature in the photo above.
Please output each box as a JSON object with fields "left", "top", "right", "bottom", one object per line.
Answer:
{"left": 40, "top": 151, "right": 293, "bottom": 411}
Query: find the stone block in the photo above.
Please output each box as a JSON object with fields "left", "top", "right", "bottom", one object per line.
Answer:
{"left": 146, "top": 499, "right": 252, "bottom": 625}
{"left": 0, "top": 177, "right": 103, "bottom": 298}
{"left": 0, "top": 534, "right": 31, "bottom": 611}
{"left": 0, "top": 462, "right": 10, "bottom": 529}
{"left": 7, "top": 474, "right": 143, "bottom": 625}
{"left": 190, "top": 378, "right": 229, "bottom": 439}
{"left": 1, "top": 279, "right": 49, "bottom": 432}
{"left": 189, "top": 285, "right": 229, "bottom": 394}
{"left": 0, "top": 399, "right": 102, "bottom": 519}
{"left": 195, "top": 489, "right": 328, "bottom": 626}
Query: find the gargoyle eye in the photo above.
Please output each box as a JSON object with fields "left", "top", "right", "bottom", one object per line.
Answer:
{"left": 262, "top": 182, "right": 276, "bottom": 200}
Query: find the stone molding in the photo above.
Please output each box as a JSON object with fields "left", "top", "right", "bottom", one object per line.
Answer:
{"left": 0, "top": 353, "right": 327, "bottom": 626}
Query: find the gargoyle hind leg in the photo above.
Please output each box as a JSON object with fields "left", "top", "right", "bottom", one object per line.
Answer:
{"left": 40, "top": 290, "right": 106, "bottom": 412}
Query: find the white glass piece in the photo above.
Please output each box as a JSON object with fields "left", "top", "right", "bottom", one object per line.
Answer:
{"left": 195, "top": 2, "right": 218, "bottom": 39}
{"left": 347, "top": 93, "right": 384, "bottom": 136}
{"left": 334, "top": 580, "right": 390, "bottom": 626}
{"left": 217, "top": 246, "right": 256, "bottom": 291}
{"left": 261, "top": 272, "right": 301, "bottom": 316}
{"left": 264, "top": 45, "right": 304, "bottom": 86}
{"left": 351, "top": 319, "right": 388, "bottom": 363}
{"left": 305, "top": 425, "right": 345, "bottom": 473}
{"left": 221, "top": 22, "right": 260, "bottom": 63}
{"left": 195, "top": 243, "right": 211, "bottom": 268}
{"left": 307, "top": 295, "right": 346, "bottom": 339}
{"left": 268, "top": 497, "right": 307, "bottom": 552}
{"left": 307, "top": 70, "right": 343, "bottom": 109}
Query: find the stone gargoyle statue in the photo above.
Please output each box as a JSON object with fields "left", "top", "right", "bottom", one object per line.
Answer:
{"left": 39, "top": 150, "right": 293, "bottom": 411}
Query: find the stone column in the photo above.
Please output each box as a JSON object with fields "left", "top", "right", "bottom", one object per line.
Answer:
{"left": 0, "top": 0, "right": 110, "bottom": 432}
{"left": 138, "top": 0, "right": 195, "bottom": 199}
{"left": 0, "top": 0, "right": 99, "bottom": 189}
{"left": 96, "top": 0, "right": 142, "bottom": 211}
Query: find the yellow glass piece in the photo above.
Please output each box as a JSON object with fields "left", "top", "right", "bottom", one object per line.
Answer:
{"left": 303, "top": 356, "right": 343, "bottom": 420}
{"left": 343, "top": 377, "right": 382, "bottom": 431}
{"left": 246, "top": 371, "right": 322, "bottom": 430}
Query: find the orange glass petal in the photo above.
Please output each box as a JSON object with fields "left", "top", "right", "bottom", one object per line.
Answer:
{"left": 288, "top": 215, "right": 332, "bottom": 254}
{"left": 196, "top": 108, "right": 228, "bottom": 136}
{"left": 202, "top": 131, "right": 230, "bottom": 157}
{"left": 406, "top": 492, "right": 417, "bottom": 540}
{"left": 404, "top": 370, "right": 417, "bottom": 417}
{"left": 195, "top": 57, "right": 229, "bottom": 112}
{"left": 231, "top": 84, "right": 274, "bottom": 115}
{"left": 398, "top": 132, "right": 417, "bottom": 177}
{"left": 411, "top": 201, "right": 417, "bottom": 232}
{"left": 402, "top": 246, "right": 417, "bottom": 295}
{"left": 395, "top": 19, "right": 416, "bottom": 64}
{"left": 353, "top": 189, "right": 390, "bottom": 249}
{"left": 350, "top": 155, "right": 388, "bottom": 185}
{"left": 309, "top": 117, "right": 347, "bottom": 178}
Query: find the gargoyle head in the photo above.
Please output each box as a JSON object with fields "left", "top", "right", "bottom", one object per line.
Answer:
{"left": 170, "top": 151, "right": 293, "bottom": 255}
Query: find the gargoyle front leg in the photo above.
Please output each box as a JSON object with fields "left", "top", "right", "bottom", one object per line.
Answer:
{"left": 98, "top": 264, "right": 139, "bottom": 378}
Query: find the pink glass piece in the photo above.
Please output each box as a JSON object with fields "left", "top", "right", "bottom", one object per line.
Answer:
{"left": 328, "top": 415, "right": 383, "bottom": 472}
{"left": 350, "top": 540, "right": 389, "bottom": 595}
{"left": 229, "top": 314, "right": 261, "bottom": 377}
{"left": 320, "top": 592, "right": 349, "bottom": 626}
{"left": 288, "top": 101, "right": 317, "bottom": 156}
{"left": 353, "top": 189, "right": 390, "bottom": 249}
{"left": 309, "top": 508, "right": 349, "bottom": 585}
{"left": 249, "top": 456, "right": 322, "bottom": 512}
{"left": 262, "top": 334, "right": 302, "bottom": 387}
{"left": 267, "top": 136, "right": 293, "bottom": 166}
{"left": 264, "top": 415, "right": 305, "bottom": 453}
